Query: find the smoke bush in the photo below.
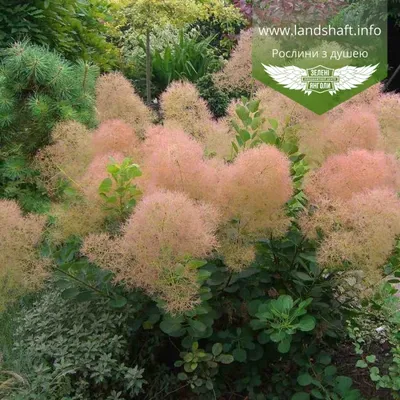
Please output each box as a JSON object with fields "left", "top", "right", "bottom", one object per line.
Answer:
{"left": 160, "top": 81, "right": 215, "bottom": 140}
{"left": 160, "top": 81, "right": 234, "bottom": 159}
{"left": 92, "top": 119, "right": 142, "bottom": 159}
{"left": 35, "top": 121, "right": 92, "bottom": 196}
{"left": 96, "top": 72, "right": 153, "bottom": 138}
{"left": 304, "top": 150, "right": 400, "bottom": 202}
{"left": 0, "top": 200, "right": 49, "bottom": 310}
{"left": 299, "top": 105, "right": 381, "bottom": 165}
{"left": 142, "top": 126, "right": 219, "bottom": 202}
{"left": 255, "top": 87, "right": 314, "bottom": 134}
{"left": 218, "top": 146, "right": 293, "bottom": 235}
{"left": 48, "top": 201, "right": 106, "bottom": 245}
{"left": 374, "top": 93, "right": 400, "bottom": 155}
{"left": 301, "top": 189, "right": 400, "bottom": 285}
{"left": 82, "top": 190, "right": 219, "bottom": 313}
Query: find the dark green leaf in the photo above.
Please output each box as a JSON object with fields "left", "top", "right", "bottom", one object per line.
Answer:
{"left": 233, "top": 348, "right": 247, "bottom": 362}
{"left": 297, "top": 373, "right": 313, "bottom": 386}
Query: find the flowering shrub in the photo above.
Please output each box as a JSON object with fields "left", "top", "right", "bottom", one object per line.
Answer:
{"left": 95, "top": 72, "right": 153, "bottom": 138}
{"left": 213, "top": 29, "right": 255, "bottom": 95}
{"left": 0, "top": 200, "right": 48, "bottom": 311}
{"left": 3, "top": 62, "right": 400, "bottom": 399}
{"left": 160, "top": 80, "right": 234, "bottom": 159}
{"left": 82, "top": 190, "right": 220, "bottom": 313}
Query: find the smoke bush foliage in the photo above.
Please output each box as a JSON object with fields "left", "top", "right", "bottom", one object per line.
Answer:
{"left": 0, "top": 41, "right": 99, "bottom": 154}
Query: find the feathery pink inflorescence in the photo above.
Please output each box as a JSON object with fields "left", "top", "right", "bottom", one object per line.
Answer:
{"left": 160, "top": 81, "right": 215, "bottom": 140}
{"left": 301, "top": 189, "right": 400, "bottom": 284}
{"left": 142, "top": 126, "right": 219, "bottom": 203}
{"left": 82, "top": 190, "right": 220, "bottom": 313}
{"left": 218, "top": 145, "right": 293, "bottom": 234}
{"left": 96, "top": 72, "right": 152, "bottom": 138}
{"left": 35, "top": 121, "right": 92, "bottom": 195}
{"left": 92, "top": 119, "right": 142, "bottom": 159}
{"left": 373, "top": 92, "right": 400, "bottom": 154}
{"left": 0, "top": 200, "right": 50, "bottom": 310}
{"left": 304, "top": 150, "right": 400, "bottom": 203}
{"left": 299, "top": 105, "right": 382, "bottom": 165}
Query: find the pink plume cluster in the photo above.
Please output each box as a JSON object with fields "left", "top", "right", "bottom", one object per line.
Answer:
{"left": 142, "top": 126, "right": 219, "bottom": 203}
{"left": 219, "top": 146, "right": 293, "bottom": 233}
{"left": 302, "top": 147, "right": 400, "bottom": 281}
{"left": 92, "top": 119, "right": 142, "bottom": 160}
{"left": 96, "top": 72, "right": 153, "bottom": 138}
{"left": 302, "top": 190, "right": 400, "bottom": 285}
{"left": 35, "top": 121, "right": 92, "bottom": 195}
{"left": 82, "top": 190, "right": 219, "bottom": 313}
{"left": 374, "top": 93, "right": 400, "bottom": 154}
{"left": 0, "top": 200, "right": 49, "bottom": 310}
{"left": 304, "top": 150, "right": 400, "bottom": 202}
{"left": 300, "top": 106, "right": 381, "bottom": 165}
{"left": 160, "top": 81, "right": 214, "bottom": 140}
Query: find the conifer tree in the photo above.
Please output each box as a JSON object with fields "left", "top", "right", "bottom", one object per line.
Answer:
{"left": 0, "top": 41, "right": 99, "bottom": 154}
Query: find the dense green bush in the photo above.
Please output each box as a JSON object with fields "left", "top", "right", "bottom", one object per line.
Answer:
{"left": 3, "top": 288, "right": 146, "bottom": 400}
{"left": 196, "top": 74, "right": 230, "bottom": 118}
{"left": 0, "top": 0, "right": 119, "bottom": 70}
{"left": 0, "top": 155, "right": 50, "bottom": 213}
{"left": 123, "top": 31, "right": 222, "bottom": 99}
{"left": 151, "top": 32, "right": 222, "bottom": 97}
{"left": 0, "top": 41, "right": 99, "bottom": 154}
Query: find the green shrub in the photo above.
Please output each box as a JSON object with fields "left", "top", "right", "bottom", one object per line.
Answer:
{"left": 0, "top": 155, "right": 50, "bottom": 213}
{"left": 125, "top": 31, "right": 222, "bottom": 99}
{"left": 196, "top": 74, "right": 230, "bottom": 118}
{"left": 151, "top": 31, "right": 222, "bottom": 97}
{"left": 0, "top": 0, "right": 119, "bottom": 70}
{"left": 3, "top": 288, "right": 146, "bottom": 400}
{"left": 0, "top": 41, "right": 99, "bottom": 154}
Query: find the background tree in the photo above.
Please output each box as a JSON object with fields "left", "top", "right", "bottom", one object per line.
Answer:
{"left": 0, "top": 0, "right": 119, "bottom": 70}
{"left": 116, "top": 0, "right": 242, "bottom": 104}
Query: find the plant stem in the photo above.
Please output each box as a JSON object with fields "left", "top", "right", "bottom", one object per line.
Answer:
{"left": 54, "top": 266, "right": 112, "bottom": 299}
{"left": 146, "top": 29, "right": 152, "bottom": 105}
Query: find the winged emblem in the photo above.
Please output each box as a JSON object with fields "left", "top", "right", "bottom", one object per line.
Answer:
{"left": 262, "top": 64, "right": 378, "bottom": 95}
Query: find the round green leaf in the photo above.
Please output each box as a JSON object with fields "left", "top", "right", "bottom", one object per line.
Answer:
{"left": 298, "top": 315, "right": 316, "bottom": 332}
{"left": 109, "top": 295, "right": 127, "bottom": 309}
{"left": 160, "top": 319, "right": 183, "bottom": 335}
{"left": 278, "top": 337, "right": 291, "bottom": 353}
{"left": 178, "top": 372, "right": 188, "bottom": 381}
{"left": 291, "top": 392, "right": 310, "bottom": 400}
{"left": 335, "top": 376, "right": 353, "bottom": 394}
{"left": 311, "top": 389, "right": 324, "bottom": 399}
{"left": 324, "top": 365, "right": 337, "bottom": 377}
{"left": 216, "top": 354, "right": 234, "bottom": 364}
{"left": 366, "top": 355, "right": 376, "bottom": 363}
{"left": 188, "top": 319, "right": 207, "bottom": 333}
{"left": 297, "top": 373, "right": 313, "bottom": 386}
{"left": 99, "top": 178, "right": 112, "bottom": 193}
{"left": 212, "top": 343, "right": 223, "bottom": 356}
{"left": 355, "top": 360, "right": 368, "bottom": 368}
{"left": 233, "top": 348, "right": 247, "bottom": 363}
